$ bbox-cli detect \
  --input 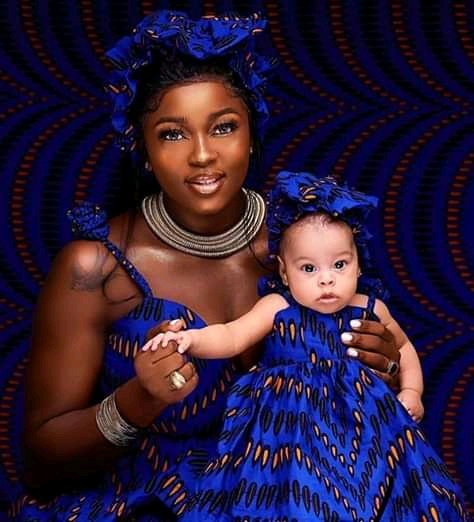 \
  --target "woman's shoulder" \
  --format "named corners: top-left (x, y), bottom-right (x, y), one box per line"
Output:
top-left (45, 206), bottom-right (142, 294)
top-left (49, 225), bottom-right (145, 315)
top-left (49, 239), bottom-right (117, 295)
